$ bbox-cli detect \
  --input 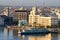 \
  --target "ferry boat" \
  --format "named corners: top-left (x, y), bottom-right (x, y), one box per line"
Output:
top-left (19, 28), bottom-right (50, 35)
